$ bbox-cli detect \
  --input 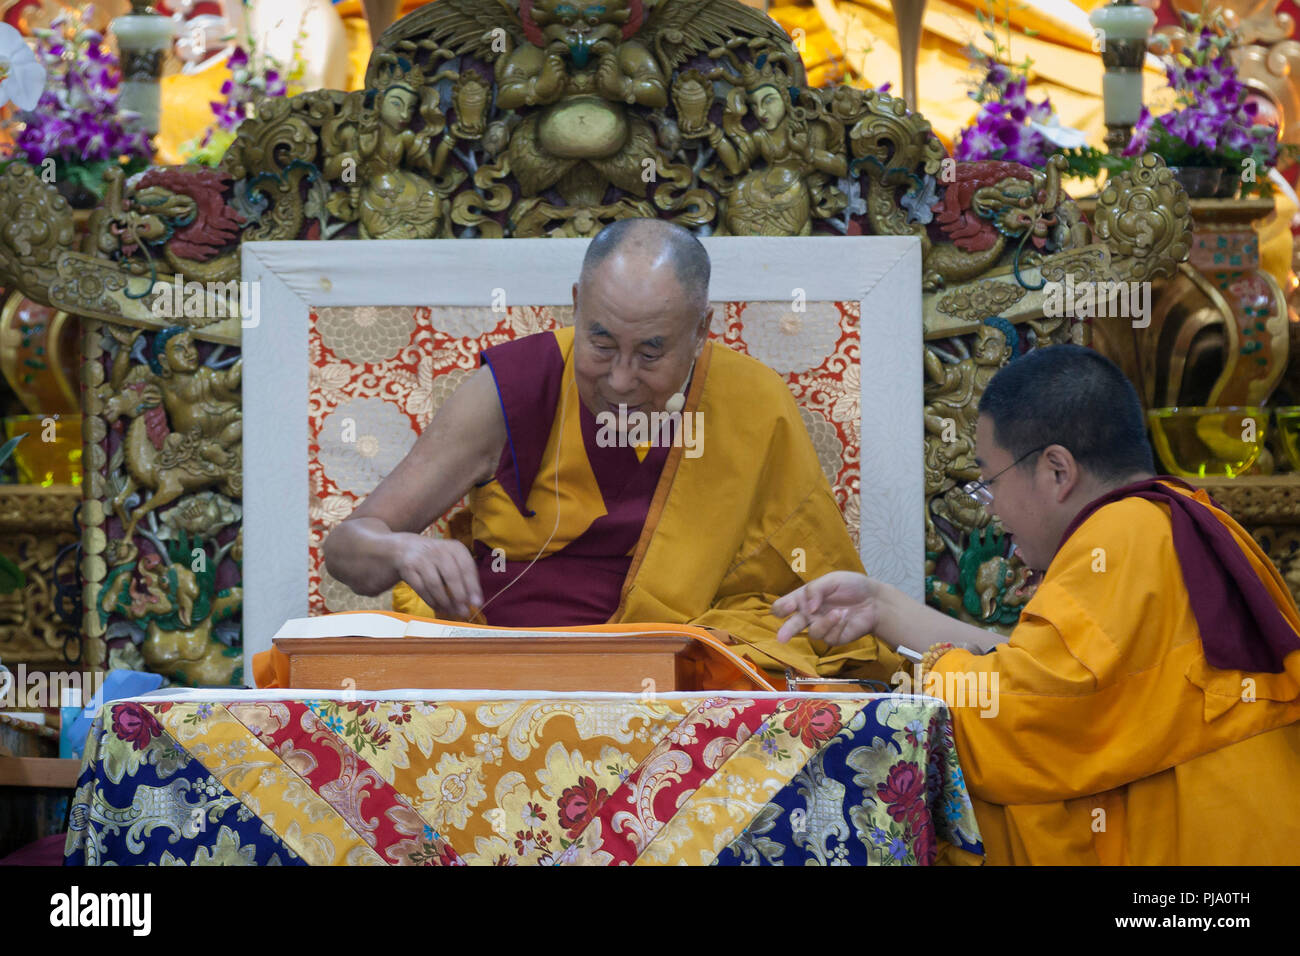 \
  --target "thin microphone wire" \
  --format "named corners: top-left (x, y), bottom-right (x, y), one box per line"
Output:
top-left (467, 373), bottom-right (573, 624)
top-left (464, 345), bottom-right (697, 625)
